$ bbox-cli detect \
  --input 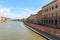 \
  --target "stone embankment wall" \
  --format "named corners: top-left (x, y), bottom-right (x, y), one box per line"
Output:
top-left (25, 22), bottom-right (60, 38)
